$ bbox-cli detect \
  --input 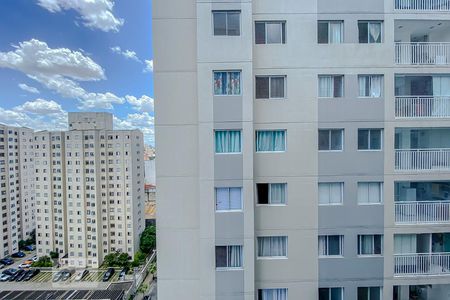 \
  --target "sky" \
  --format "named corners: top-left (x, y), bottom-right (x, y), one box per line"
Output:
top-left (0, 0), bottom-right (154, 145)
